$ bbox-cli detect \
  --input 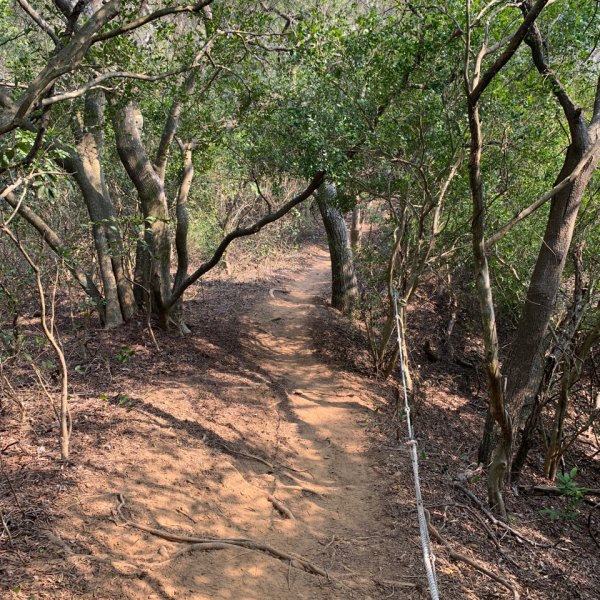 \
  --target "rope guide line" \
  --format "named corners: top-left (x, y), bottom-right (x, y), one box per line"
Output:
top-left (392, 290), bottom-right (440, 600)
